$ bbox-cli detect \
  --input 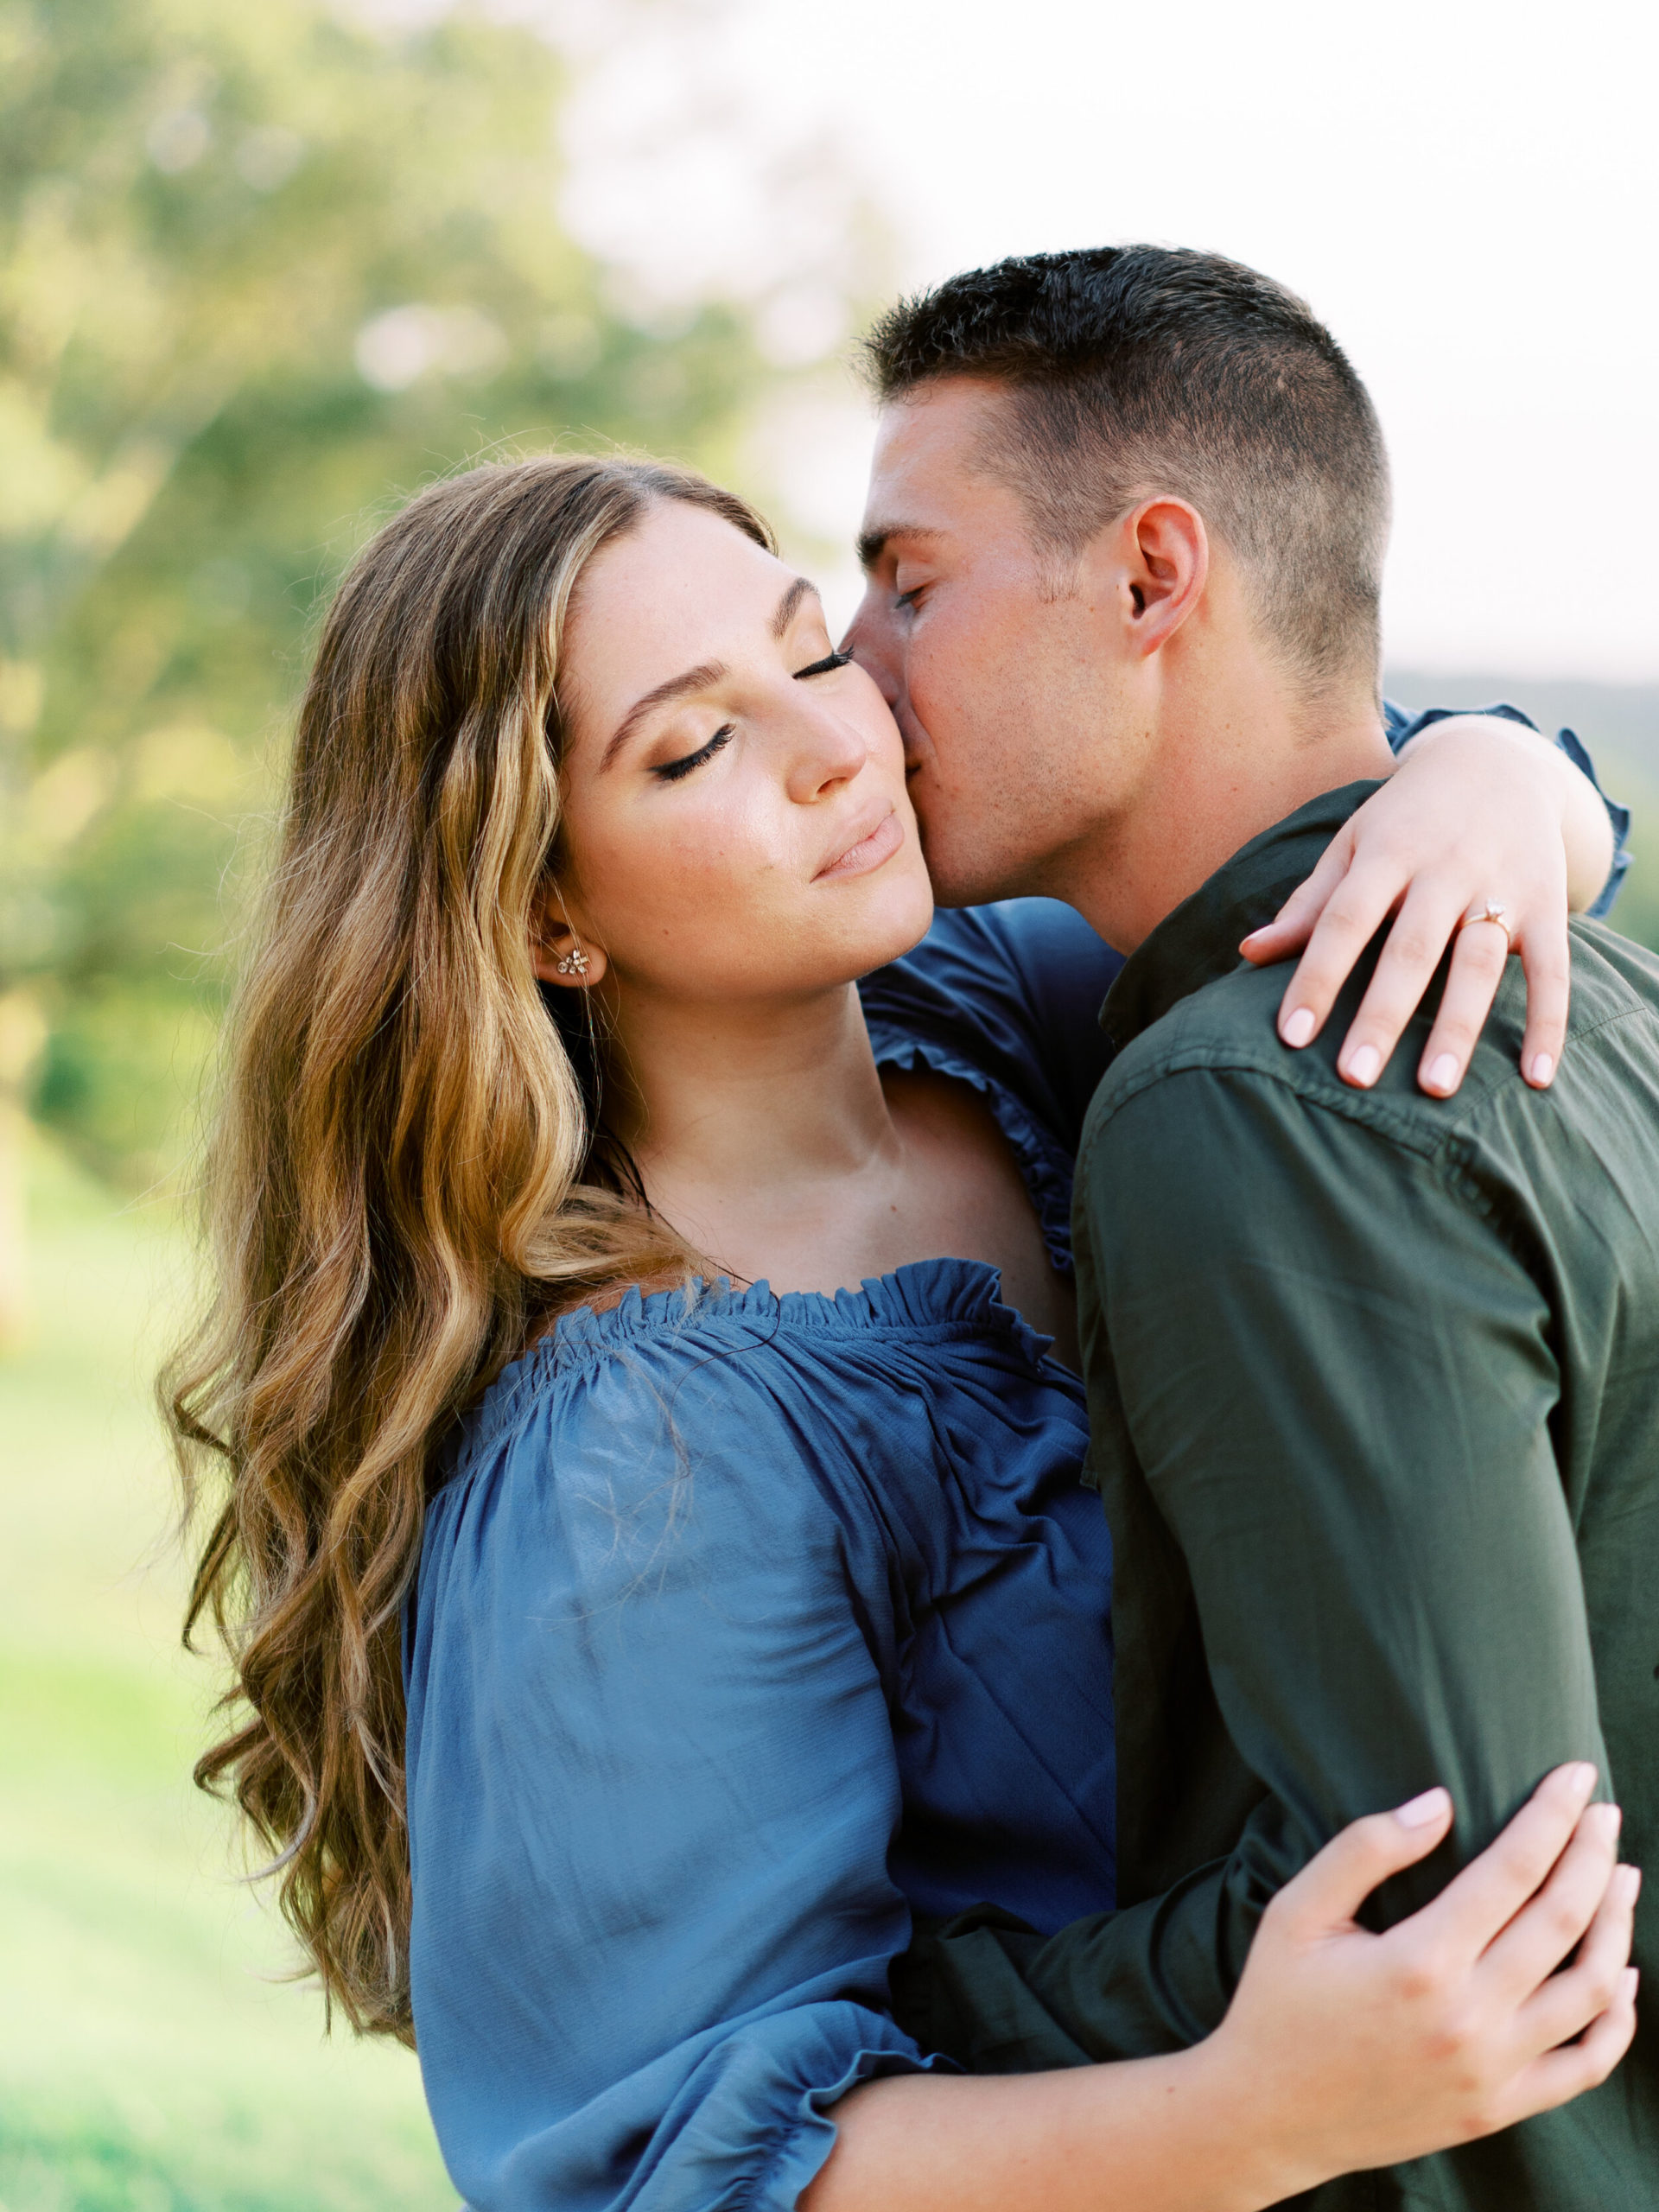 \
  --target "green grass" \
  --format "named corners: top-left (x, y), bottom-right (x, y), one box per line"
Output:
top-left (0, 1143), bottom-right (455, 2211)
